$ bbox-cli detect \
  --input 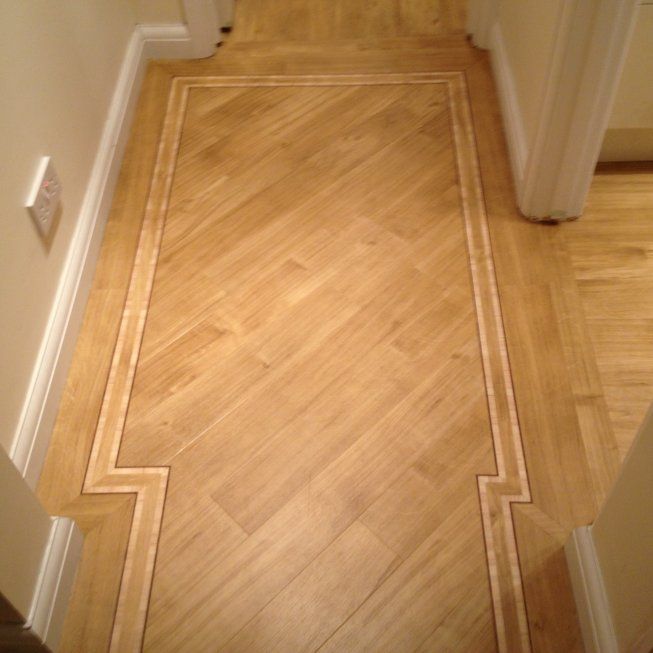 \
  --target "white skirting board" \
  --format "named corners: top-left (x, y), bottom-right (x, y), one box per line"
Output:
top-left (140, 24), bottom-right (196, 60)
top-left (487, 21), bottom-right (527, 195)
top-left (10, 23), bottom-right (195, 490)
top-left (565, 526), bottom-right (618, 653)
top-left (26, 517), bottom-right (84, 651)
